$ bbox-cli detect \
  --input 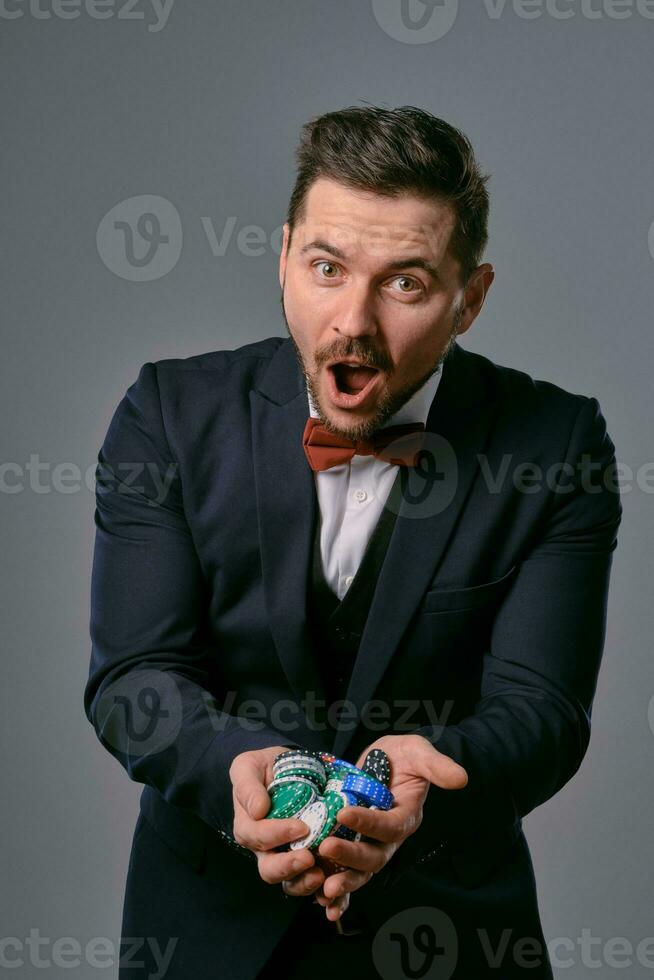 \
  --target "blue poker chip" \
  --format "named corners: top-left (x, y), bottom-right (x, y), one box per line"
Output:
top-left (341, 773), bottom-right (394, 810)
top-left (325, 756), bottom-right (361, 774)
